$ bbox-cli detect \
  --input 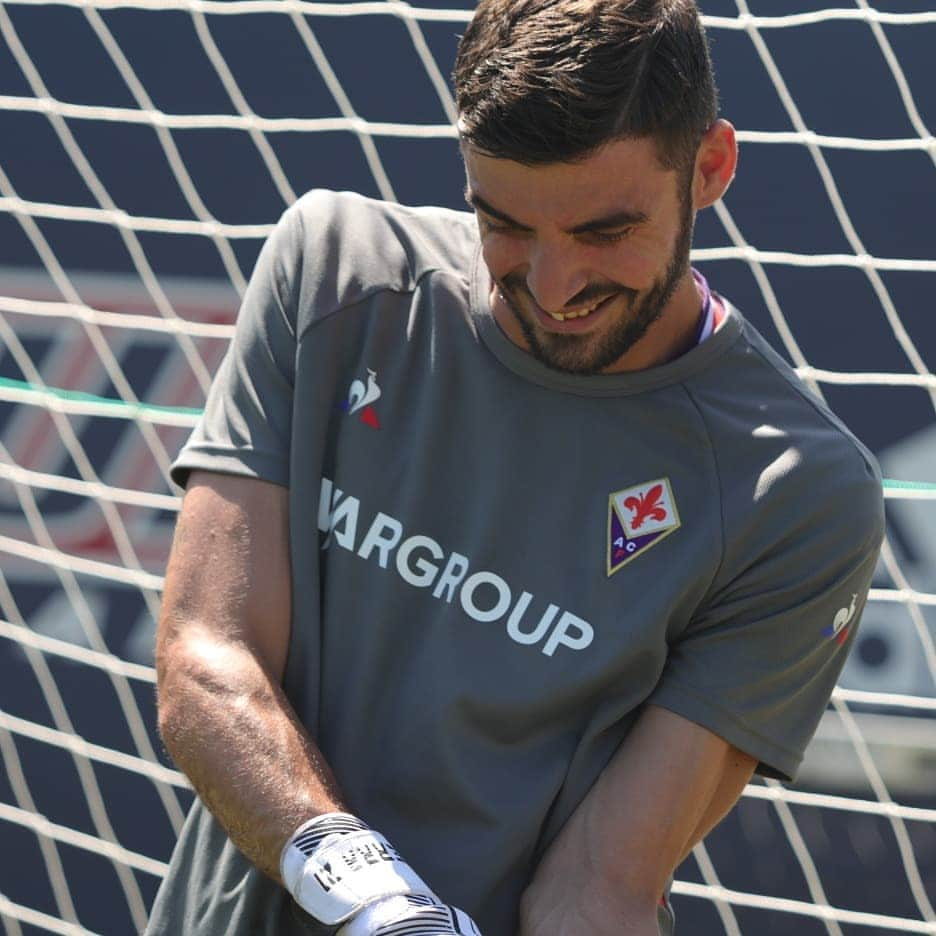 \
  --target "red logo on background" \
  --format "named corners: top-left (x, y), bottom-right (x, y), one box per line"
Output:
top-left (624, 484), bottom-right (668, 530)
